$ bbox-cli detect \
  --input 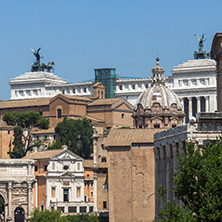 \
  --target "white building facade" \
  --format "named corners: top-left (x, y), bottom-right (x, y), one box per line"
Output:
top-left (46, 149), bottom-right (93, 213)
top-left (9, 59), bottom-right (217, 121)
